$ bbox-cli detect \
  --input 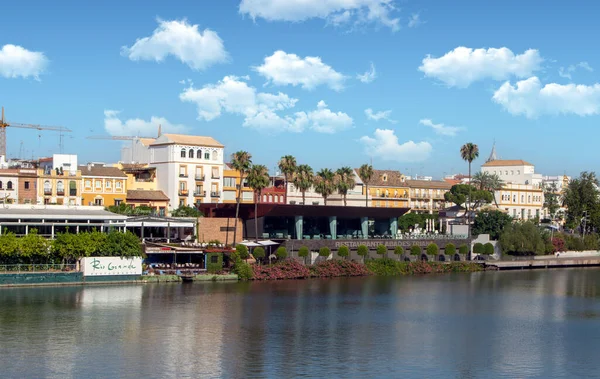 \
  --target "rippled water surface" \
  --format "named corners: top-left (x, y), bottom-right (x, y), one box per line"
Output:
top-left (2, 269), bottom-right (600, 379)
